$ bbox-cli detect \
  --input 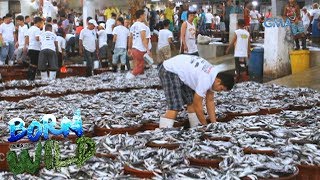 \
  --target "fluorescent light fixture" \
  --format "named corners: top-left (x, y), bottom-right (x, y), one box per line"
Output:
top-left (252, 1), bottom-right (258, 6)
